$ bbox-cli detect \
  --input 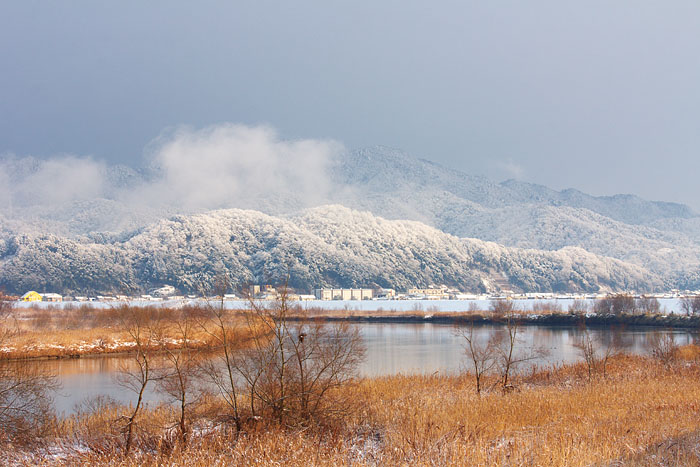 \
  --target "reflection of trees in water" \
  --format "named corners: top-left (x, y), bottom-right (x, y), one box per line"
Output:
top-left (644, 329), bottom-right (697, 349)
top-left (592, 327), bottom-right (629, 350)
top-left (17, 324), bottom-right (700, 384)
top-left (17, 356), bottom-right (136, 378)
